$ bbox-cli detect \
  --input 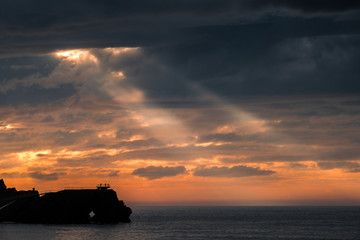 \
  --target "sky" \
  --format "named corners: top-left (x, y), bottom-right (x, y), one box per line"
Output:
top-left (1, 0), bottom-right (360, 205)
